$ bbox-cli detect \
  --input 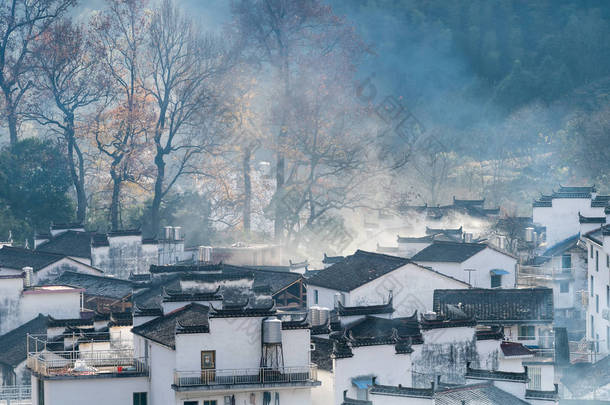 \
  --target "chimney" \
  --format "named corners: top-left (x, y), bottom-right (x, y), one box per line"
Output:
top-left (23, 266), bottom-right (33, 287)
